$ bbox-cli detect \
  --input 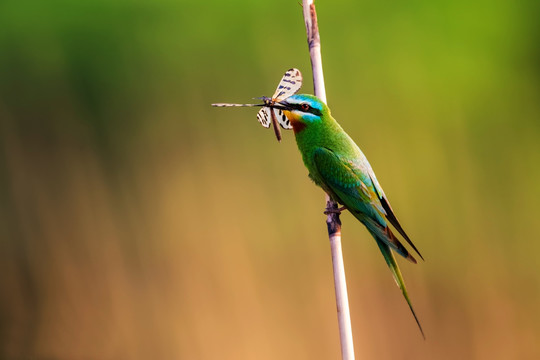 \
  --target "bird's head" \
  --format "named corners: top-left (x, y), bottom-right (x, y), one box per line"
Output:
top-left (275, 94), bottom-right (328, 133)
